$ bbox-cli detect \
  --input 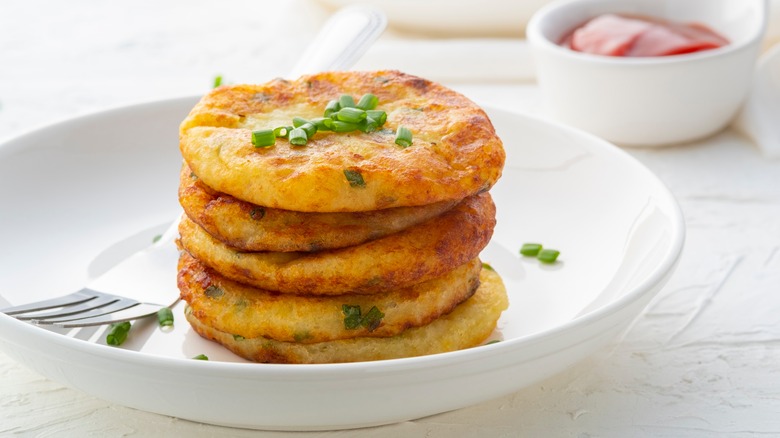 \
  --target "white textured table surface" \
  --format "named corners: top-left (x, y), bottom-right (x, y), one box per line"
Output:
top-left (2, 1), bottom-right (780, 436)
